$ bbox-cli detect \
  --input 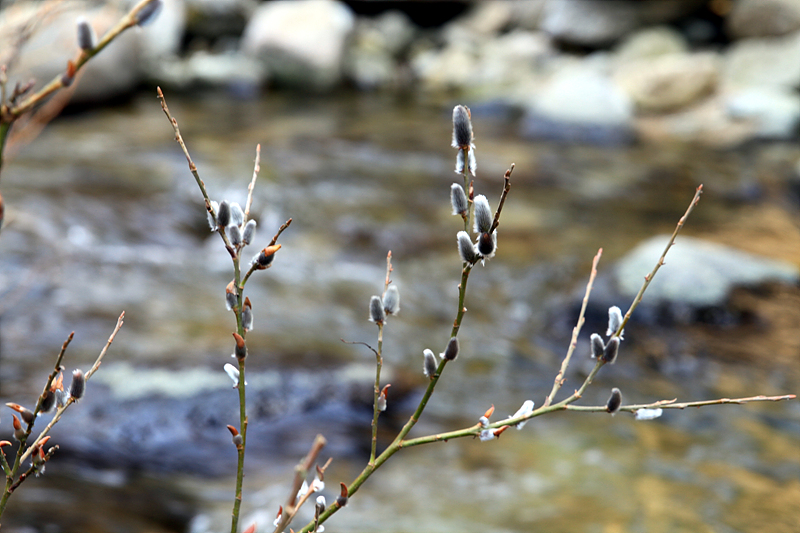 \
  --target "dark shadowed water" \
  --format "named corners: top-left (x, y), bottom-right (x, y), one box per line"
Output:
top-left (0, 92), bottom-right (797, 533)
